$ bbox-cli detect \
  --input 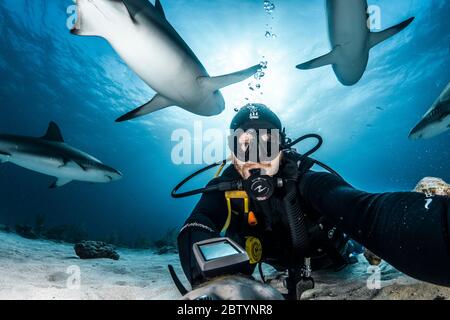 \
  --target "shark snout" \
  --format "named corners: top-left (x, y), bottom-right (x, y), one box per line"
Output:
top-left (70, 0), bottom-right (106, 37)
top-left (70, 0), bottom-right (82, 34)
top-left (408, 121), bottom-right (425, 140)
